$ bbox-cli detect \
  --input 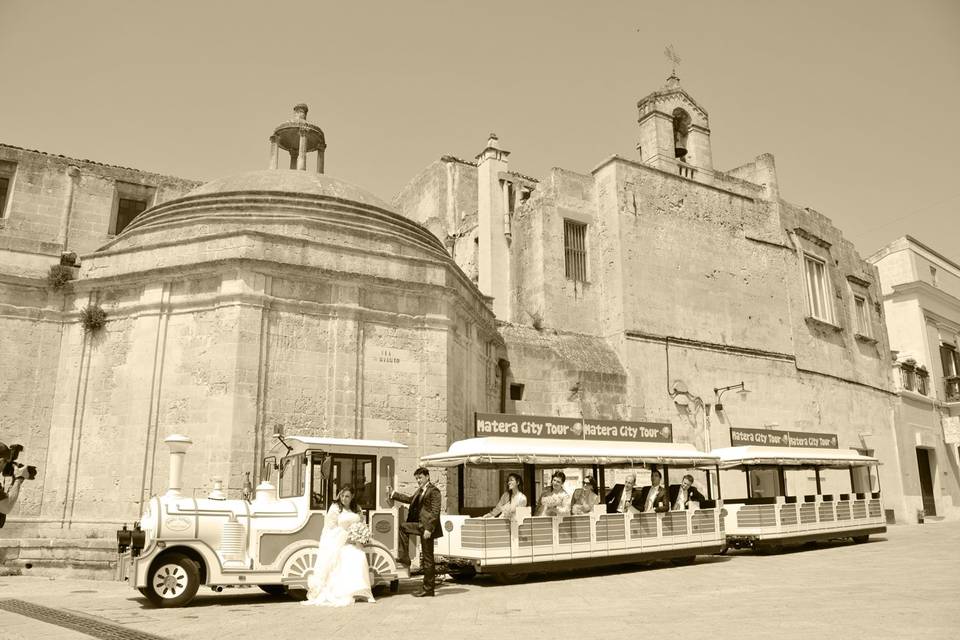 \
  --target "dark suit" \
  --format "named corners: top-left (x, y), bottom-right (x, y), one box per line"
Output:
top-left (392, 483), bottom-right (443, 591)
top-left (668, 484), bottom-right (708, 510)
top-left (604, 484), bottom-right (643, 514)
top-left (637, 485), bottom-right (670, 513)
